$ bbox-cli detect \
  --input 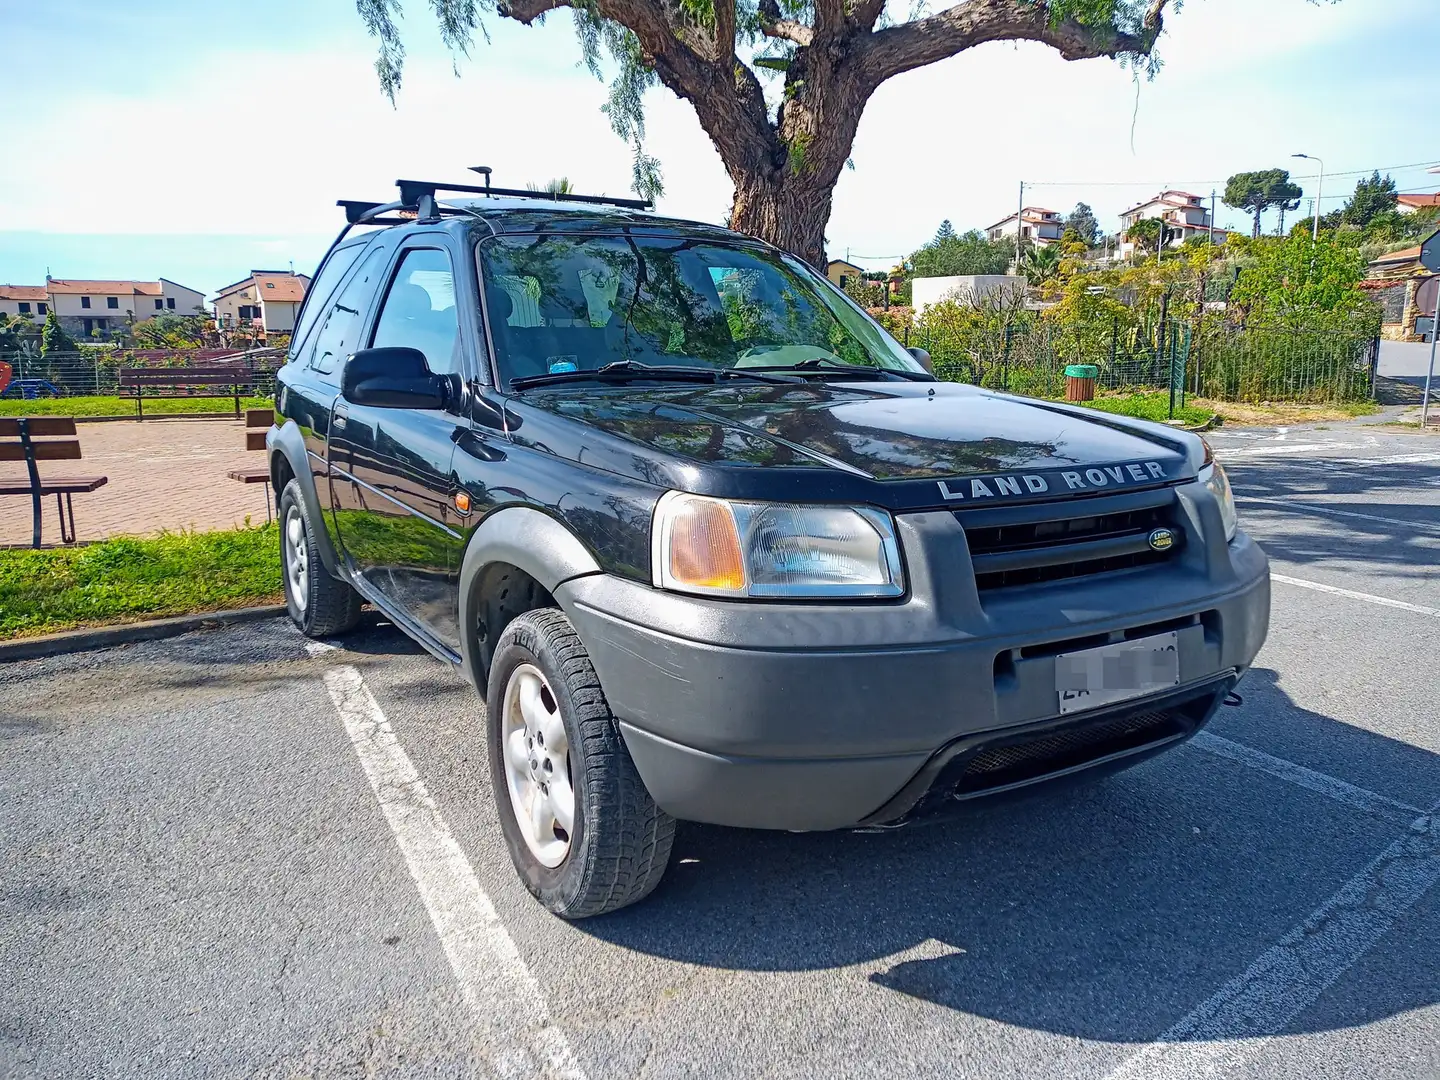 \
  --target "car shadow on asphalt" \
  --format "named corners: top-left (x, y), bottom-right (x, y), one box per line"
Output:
top-left (1228, 458), bottom-right (1440, 581)
top-left (575, 669), bottom-right (1440, 1044)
